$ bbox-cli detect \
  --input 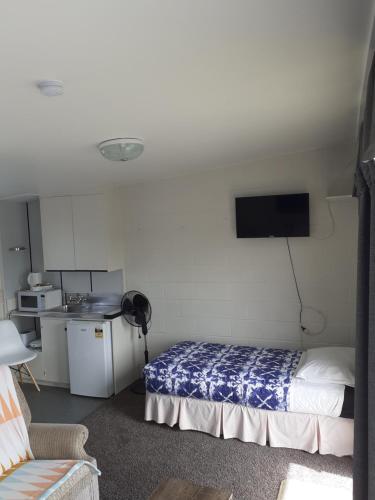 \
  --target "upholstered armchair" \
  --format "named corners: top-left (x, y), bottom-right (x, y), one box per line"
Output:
top-left (13, 374), bottom-right (99, 500)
